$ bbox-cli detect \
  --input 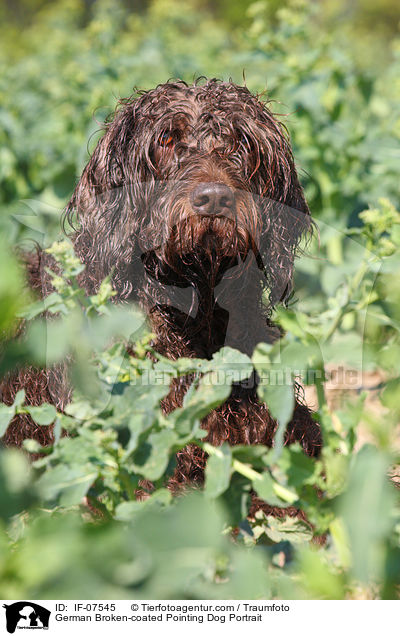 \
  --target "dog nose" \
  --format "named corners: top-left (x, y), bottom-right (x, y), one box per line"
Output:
top-left (190, 183), bottom-right (235, 216)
